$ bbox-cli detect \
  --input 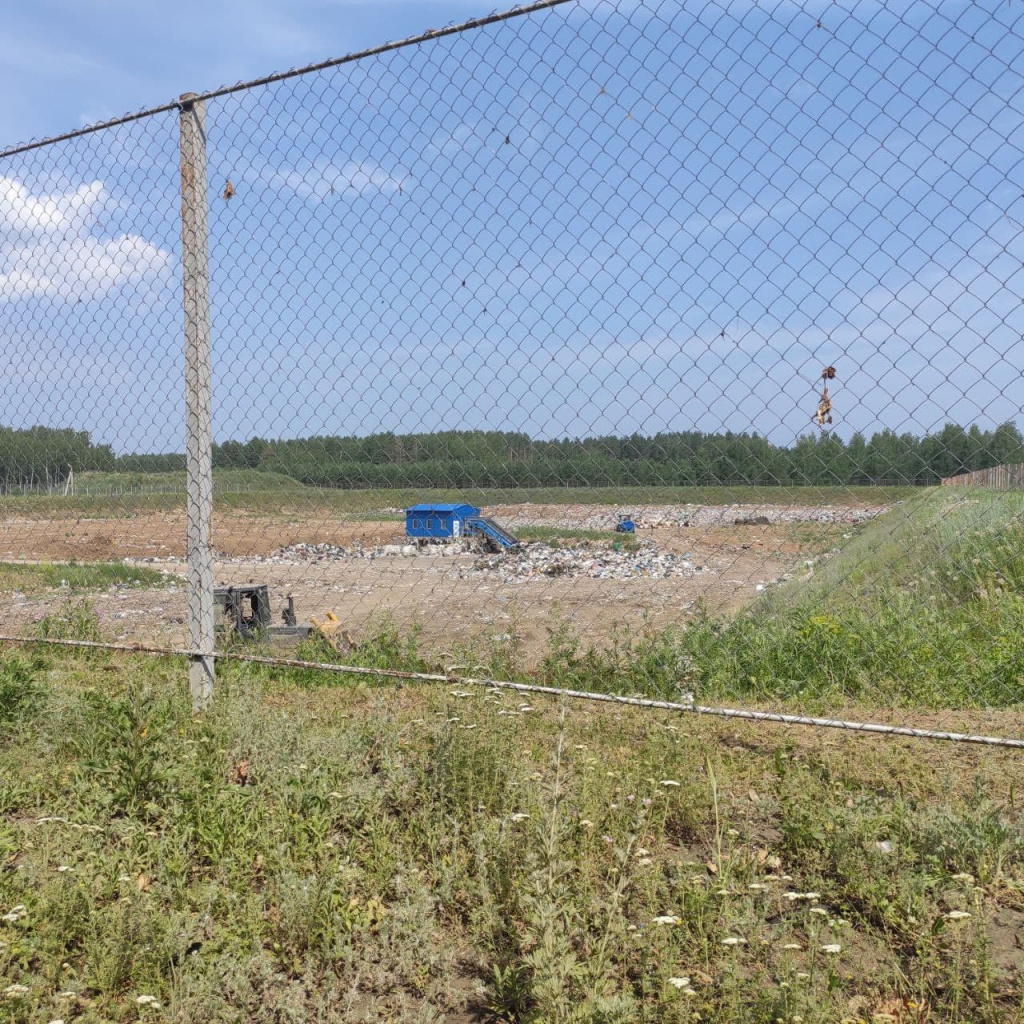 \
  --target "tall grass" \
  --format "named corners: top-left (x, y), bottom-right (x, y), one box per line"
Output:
top-left (0, 647), bottom-right (1020, 1022)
